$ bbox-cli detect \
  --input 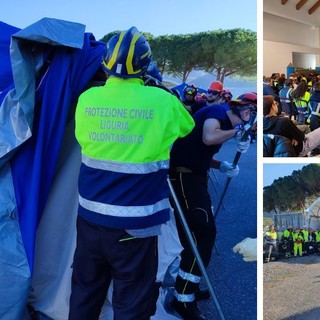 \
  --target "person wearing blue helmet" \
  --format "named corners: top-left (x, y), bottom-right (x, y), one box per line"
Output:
top-left (68, 26), bottom-right (194, 320)
top-left (183, 84), bottom-right (198, 106)
top-left (146, 61), bottom-right (163, 82)
top-left (182, 83), bottom-right (208, 114)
